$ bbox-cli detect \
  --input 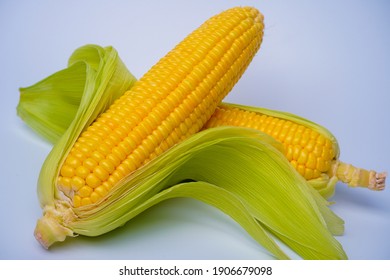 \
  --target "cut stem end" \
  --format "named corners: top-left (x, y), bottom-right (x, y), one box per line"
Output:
top-left (330, 161), bottom-right (386, 191)
top-left (34, 204), bottom-right (75, 249)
